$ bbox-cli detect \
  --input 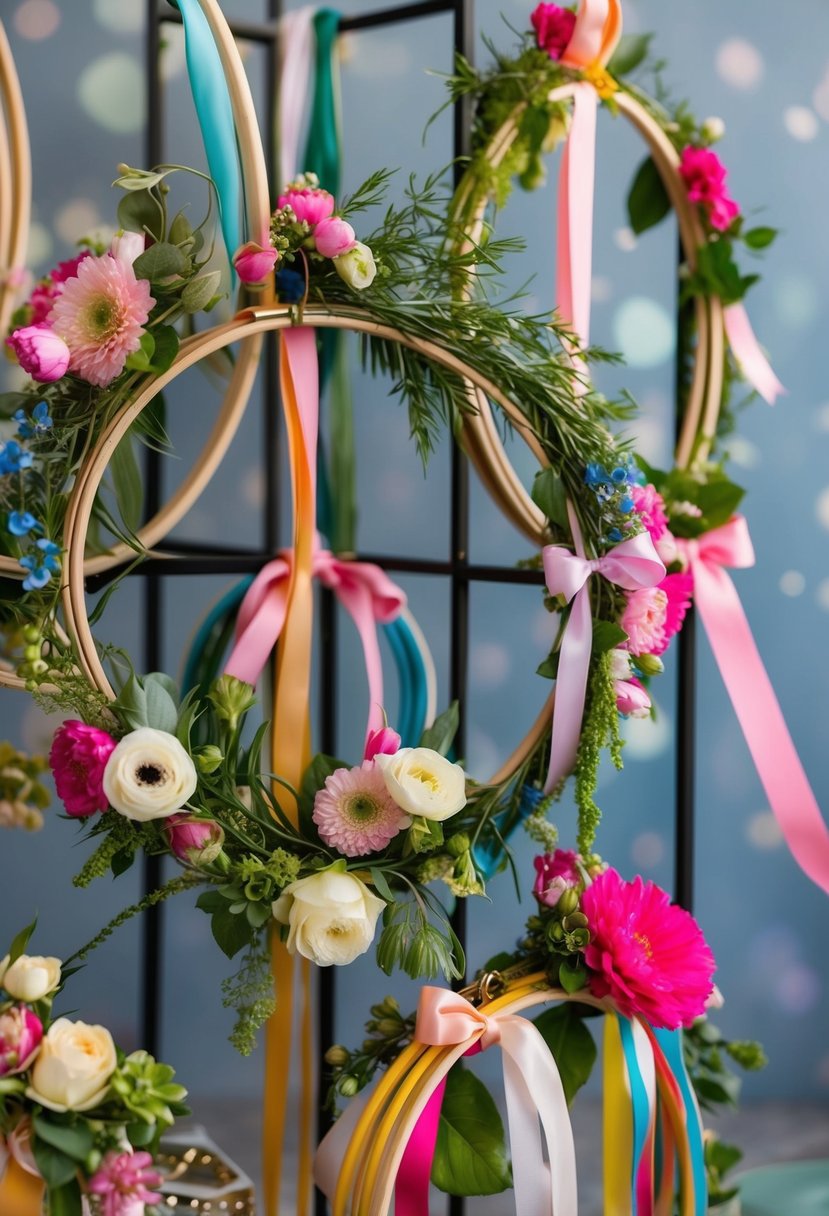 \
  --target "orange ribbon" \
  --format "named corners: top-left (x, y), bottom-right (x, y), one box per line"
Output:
top-left (0, 1158), bottom-right (44, 1216)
